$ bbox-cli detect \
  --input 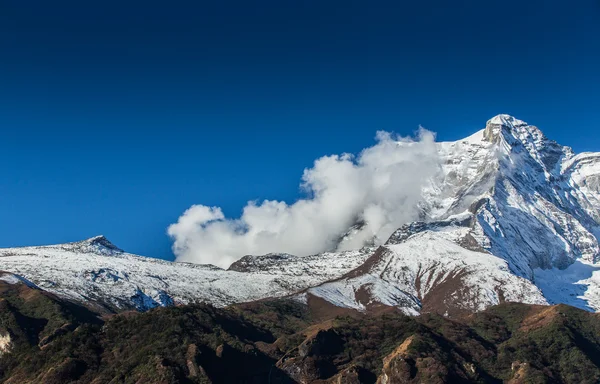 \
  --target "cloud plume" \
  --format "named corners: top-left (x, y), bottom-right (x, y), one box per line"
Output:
top-left (168, 129), bottom-right (441, 268)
